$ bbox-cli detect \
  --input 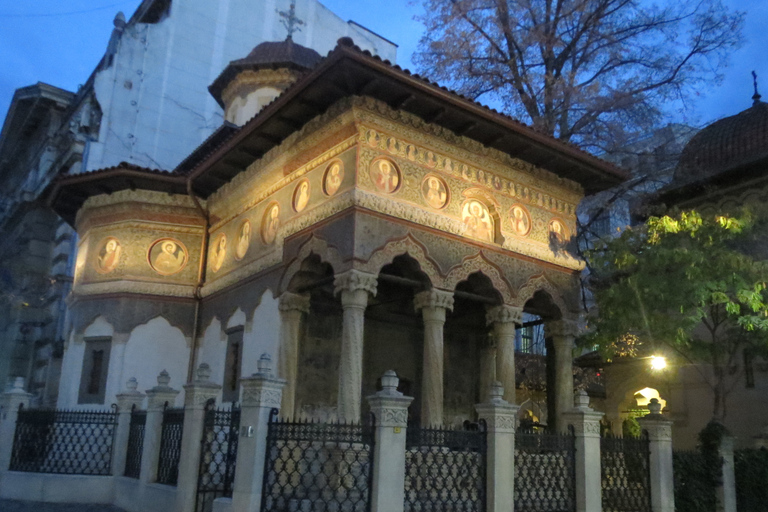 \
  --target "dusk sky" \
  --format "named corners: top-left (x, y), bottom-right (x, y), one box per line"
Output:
top-left (1, 0), bottom-right (766, 141)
